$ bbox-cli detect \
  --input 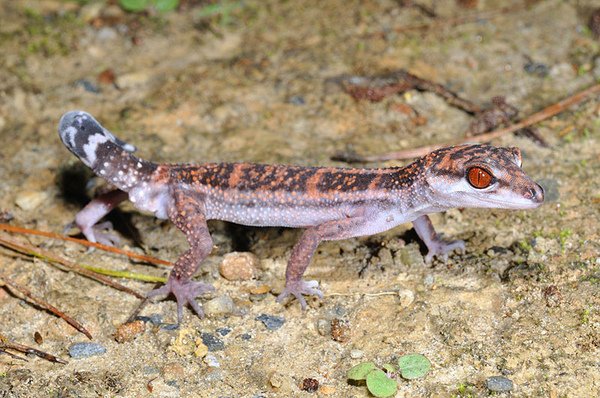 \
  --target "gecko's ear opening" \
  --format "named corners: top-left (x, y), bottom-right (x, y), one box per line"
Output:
top-left (508, 147), bottom-right (522, 167)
